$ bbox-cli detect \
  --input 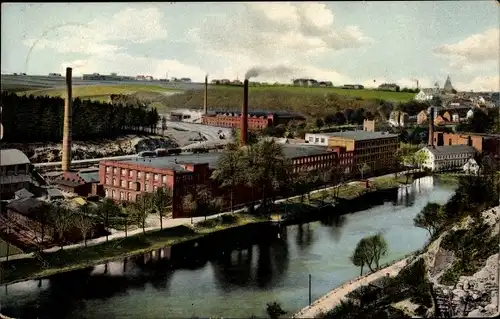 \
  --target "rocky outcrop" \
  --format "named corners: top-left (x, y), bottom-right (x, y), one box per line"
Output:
top-left (425, 206), bottom-right (500, 317)
top-left (6, 135), bottom-right (179, 163)
top-left (434, 254), bottom-right (498, 317)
